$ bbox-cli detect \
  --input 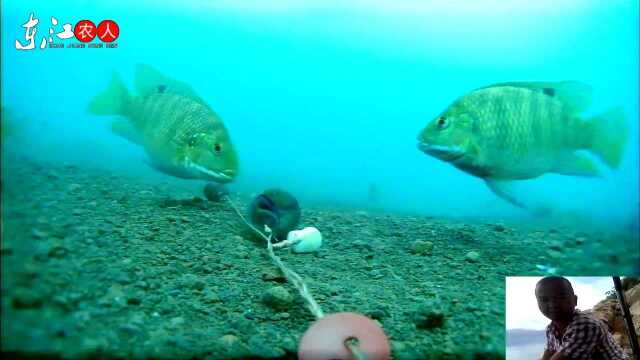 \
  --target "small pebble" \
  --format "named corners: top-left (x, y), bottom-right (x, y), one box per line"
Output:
top-left (547, 250), bottom-right (564, 259)
top-left (47, 171), bottom-right (60, 179)
top-left (181, 274), bottom-right (205, 291)
top-left (169, 316), bottom-right (185, 327)
top-left (111, 271), bottom-right (133, 285)
top-left (549, 241), bottom-right (564, 252)
top-left (219, 334), bottom-right (239, 347)
top-left (262, 286), bottom-right (293, 310)
top-left (391, 340), bottom-right (407, 354)
top-left (32, 229), bottom-right (49, 239)
top-left (203, 290), bottom-right (221, 303)
top-left (48, 245), bottom-right (69, 259)
top-left (465, 251), bottom-right (480, 263)
top-left (261, 268), bottom-right (286, 283)
top-left (410, 240), bottom-right (434, 255)
top-left (119, 323), bottom-right (141, 335)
